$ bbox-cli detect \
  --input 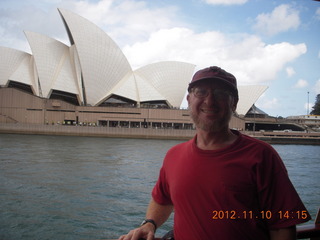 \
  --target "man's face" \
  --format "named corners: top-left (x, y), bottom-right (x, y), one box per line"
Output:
top-left (187, 81), bottom-right (237, 133)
